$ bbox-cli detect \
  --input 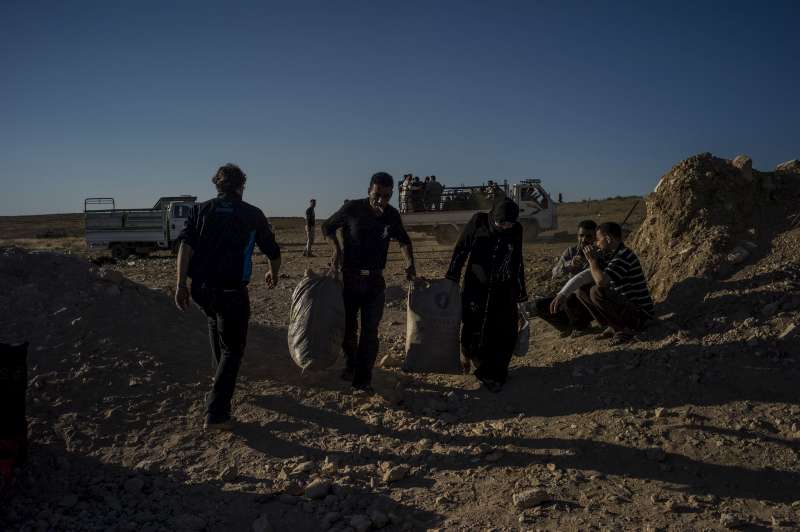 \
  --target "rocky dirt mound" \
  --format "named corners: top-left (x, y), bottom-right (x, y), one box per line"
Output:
top-left (631, 153), bottom-right (800, 303)
top-left (0, 247), bottom-right (211, 383)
